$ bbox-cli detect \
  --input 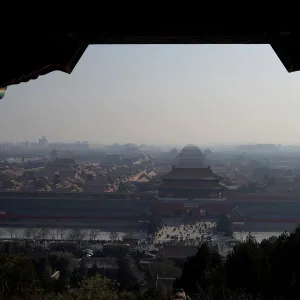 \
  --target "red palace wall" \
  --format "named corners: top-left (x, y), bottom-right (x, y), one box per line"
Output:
top-left (152, 202), bottom-right (230, 216)
top-left (233, 217), bottom-right (300, 224)
top-left (0, 214), bottom-right (134, 221)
